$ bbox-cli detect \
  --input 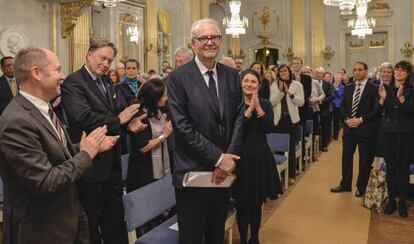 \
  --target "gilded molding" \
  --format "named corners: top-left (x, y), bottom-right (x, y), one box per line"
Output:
top-left (292, 0), bottom-right (305, 60)
top-left (60, 0), bottom-right (95, 39)
top-left (119, 13), bottom-right (138, 24)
